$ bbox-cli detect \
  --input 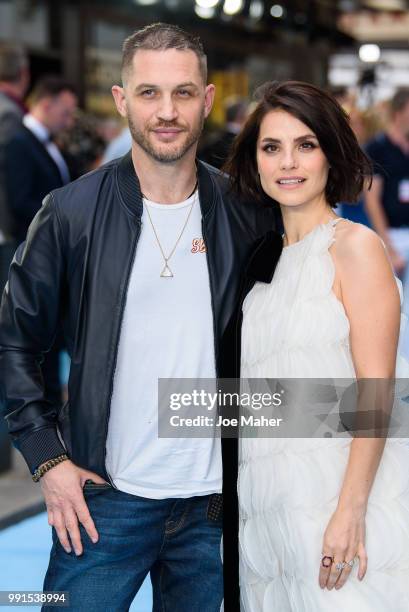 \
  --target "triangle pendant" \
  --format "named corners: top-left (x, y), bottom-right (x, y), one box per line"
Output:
top-left (160, 263), bottom-right (174, 278)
